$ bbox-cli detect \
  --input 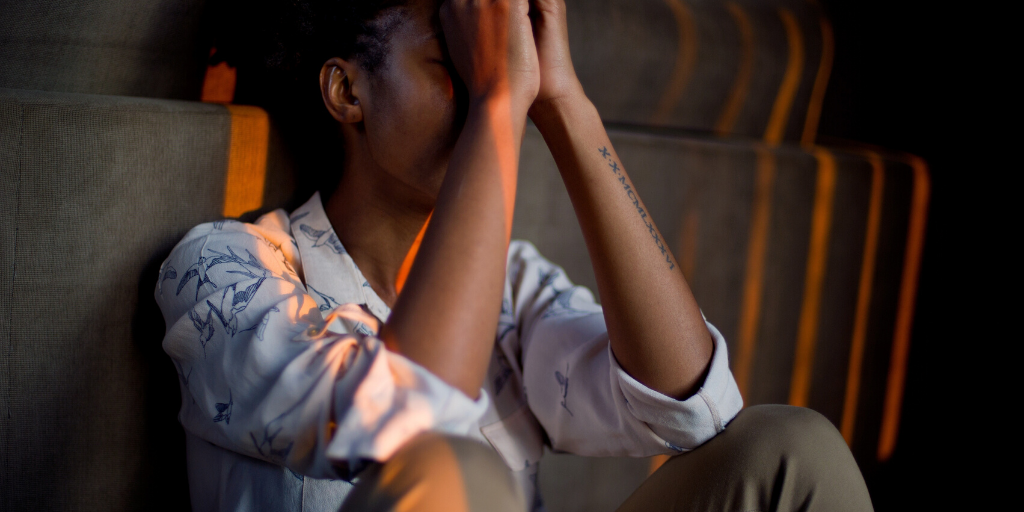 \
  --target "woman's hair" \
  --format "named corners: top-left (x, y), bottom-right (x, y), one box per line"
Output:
top-left (208, 0), bottom-right (410, 203)
top-left (212, 0), bottom-right (408, 82)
